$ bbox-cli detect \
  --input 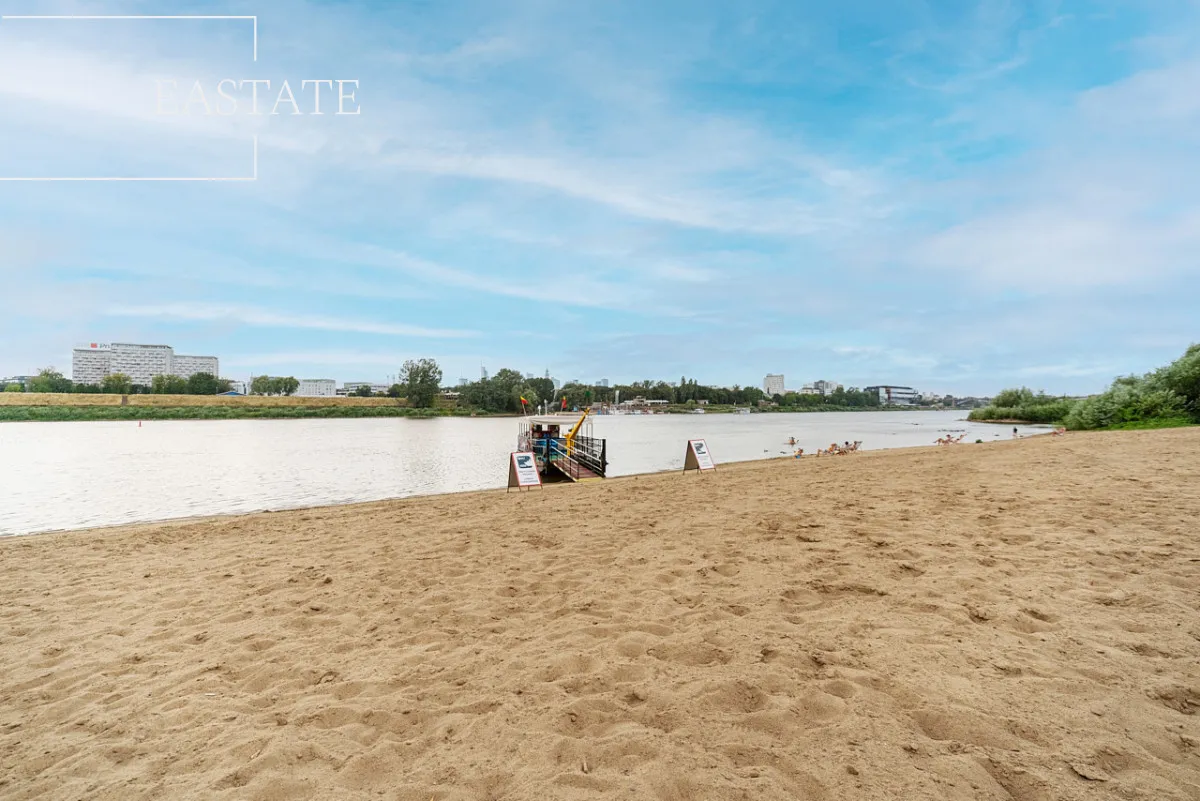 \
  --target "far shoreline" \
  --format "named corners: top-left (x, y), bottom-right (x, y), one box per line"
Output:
top-left (0, 401), bottom-right (968, 423)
